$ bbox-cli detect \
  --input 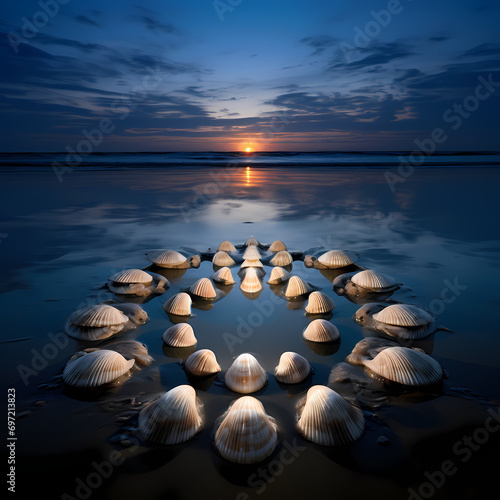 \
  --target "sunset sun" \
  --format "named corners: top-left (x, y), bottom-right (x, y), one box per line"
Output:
top-left (245, 147), bottom-right (252, 153)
